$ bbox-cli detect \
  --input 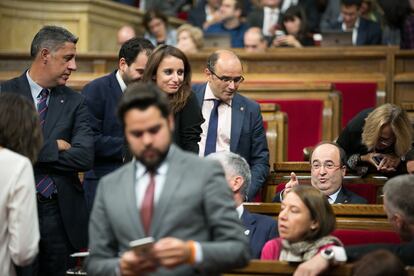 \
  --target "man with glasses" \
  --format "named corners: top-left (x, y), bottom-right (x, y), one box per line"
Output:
top-left (273, 142), bottom-right (367, 204)
top-left (193, 50), bottom-right (269, 201)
